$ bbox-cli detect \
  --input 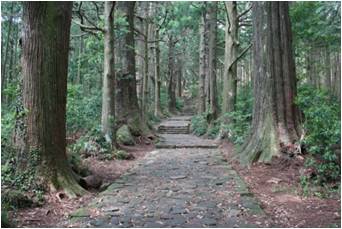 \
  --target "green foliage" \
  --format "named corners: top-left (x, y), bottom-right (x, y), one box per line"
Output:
top-left (147, 111), bottom-right (161, 125)
top-left (68, 126), bottom-right (110, 157)
top-left (66, 84), bottom-right (101, 132)
top-left (1, 190), bottom-right (33, 209)
top-left (296, 85), bottom-right (341, 184)
top-left (1, 209), bottom-right (13, 227)
top-left (113, 150), bottom-right (131, 160)
top-left (219, 86), bottom-right (253, 144)
top-left (191, 113), bottom-right (208, 136)
top-left (290, 2), bottom-right (340, 48)
top-left (175, 97), bottom-right (184, 111)
top-left (207, 120), bottom-right (220, 139)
